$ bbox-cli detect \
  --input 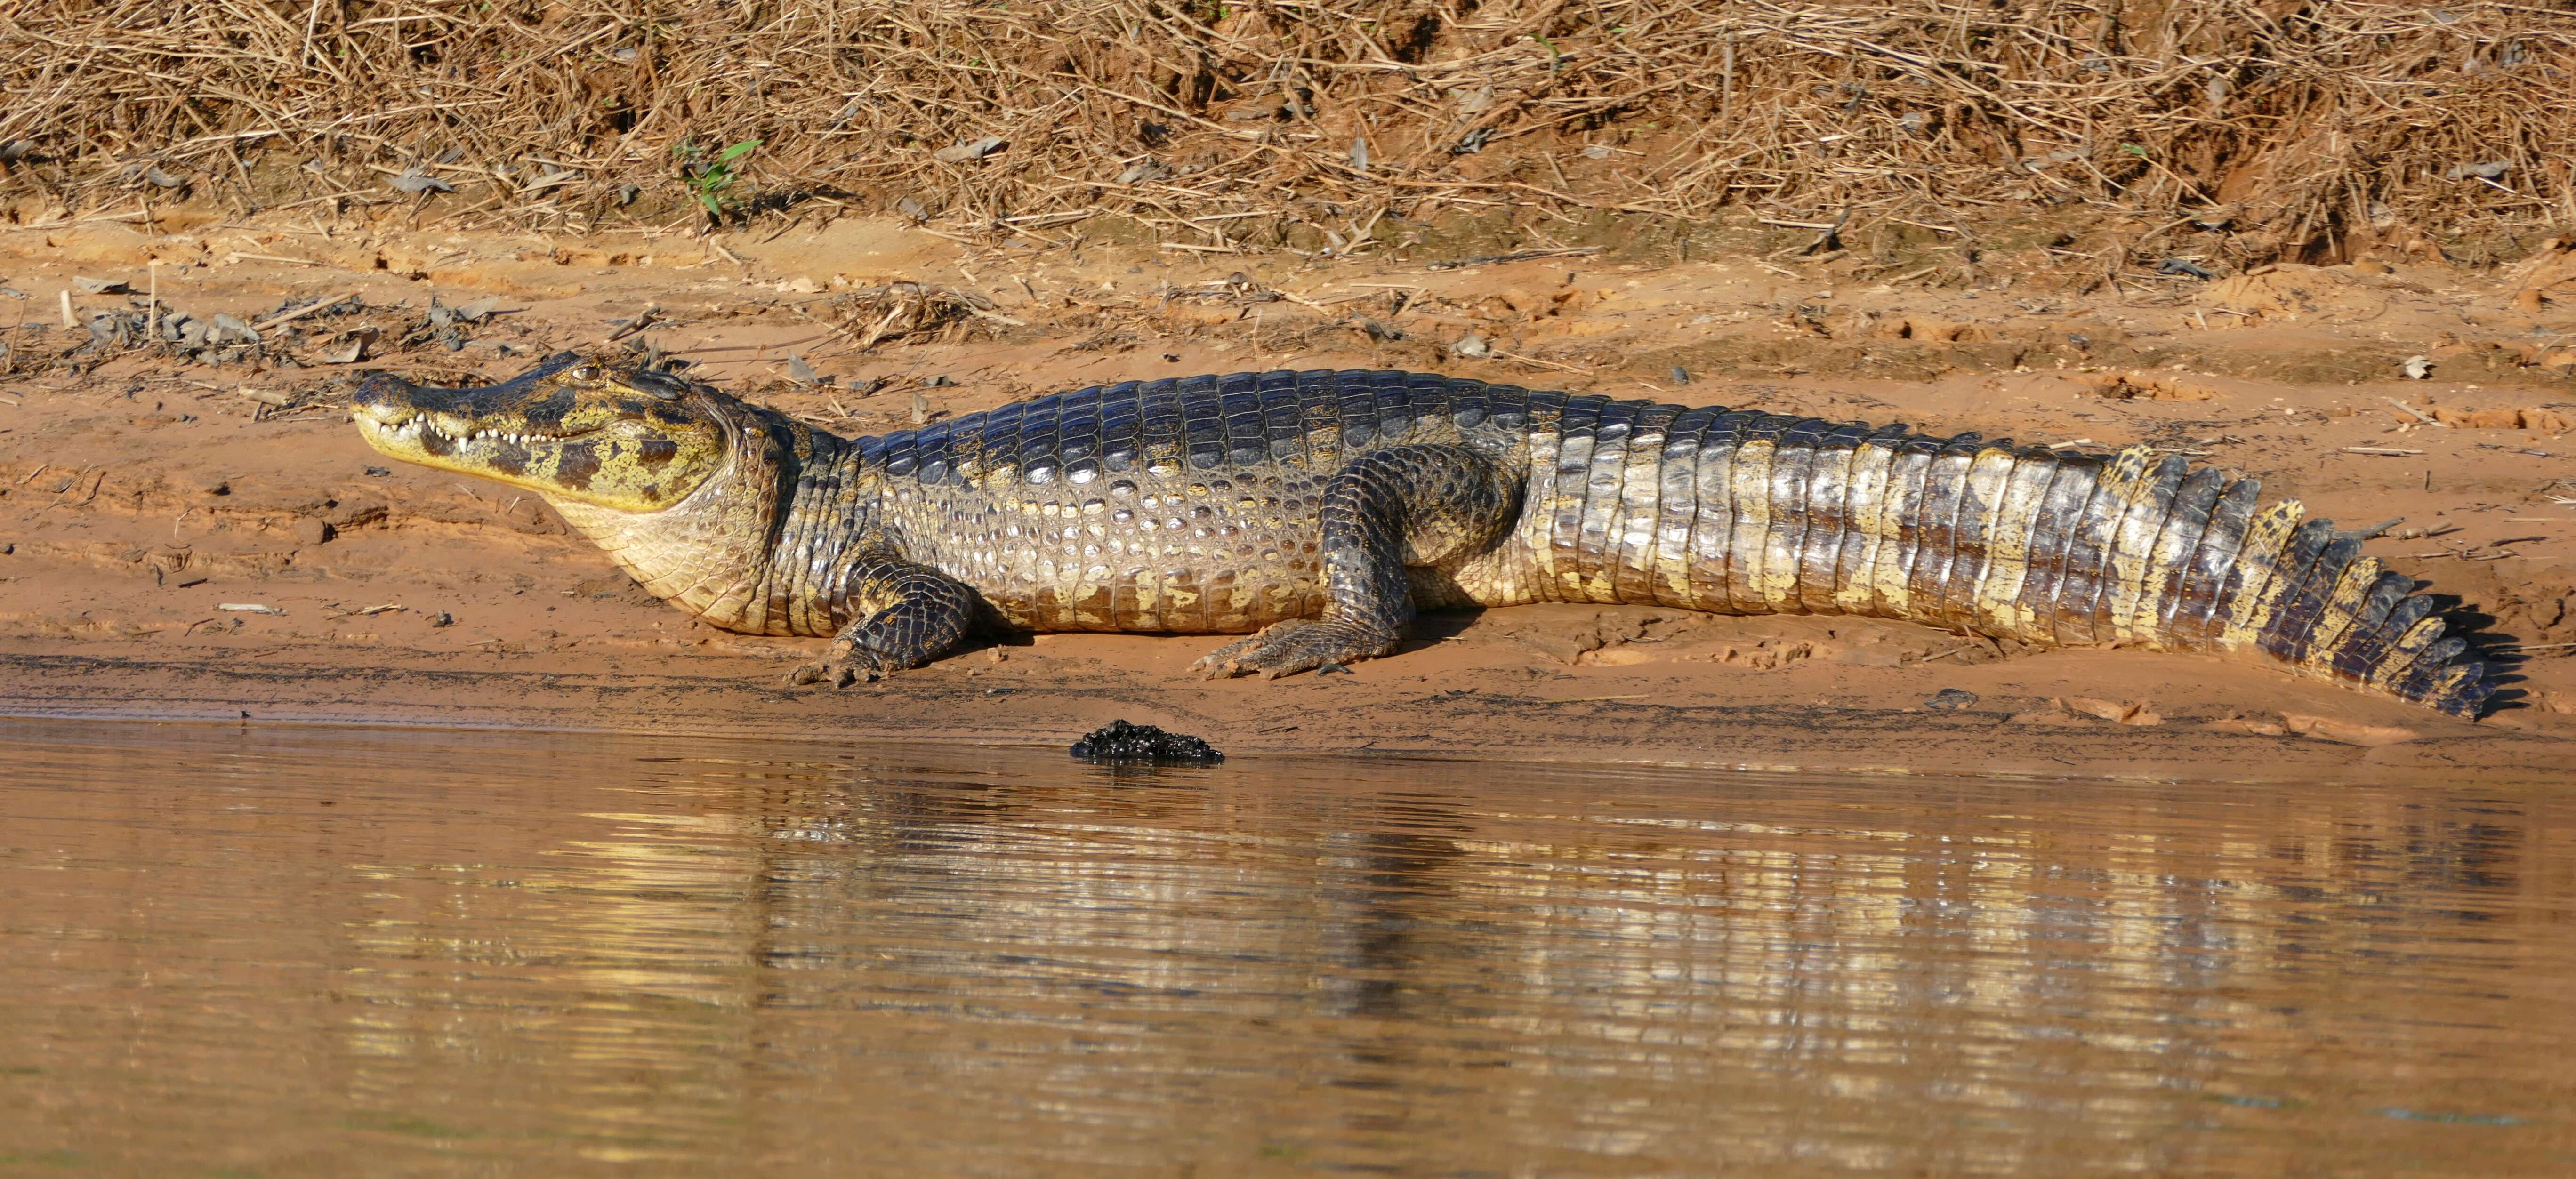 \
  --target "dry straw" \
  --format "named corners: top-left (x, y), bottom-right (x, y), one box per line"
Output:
top-left (1, 1), bottom-right (2568, 258)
